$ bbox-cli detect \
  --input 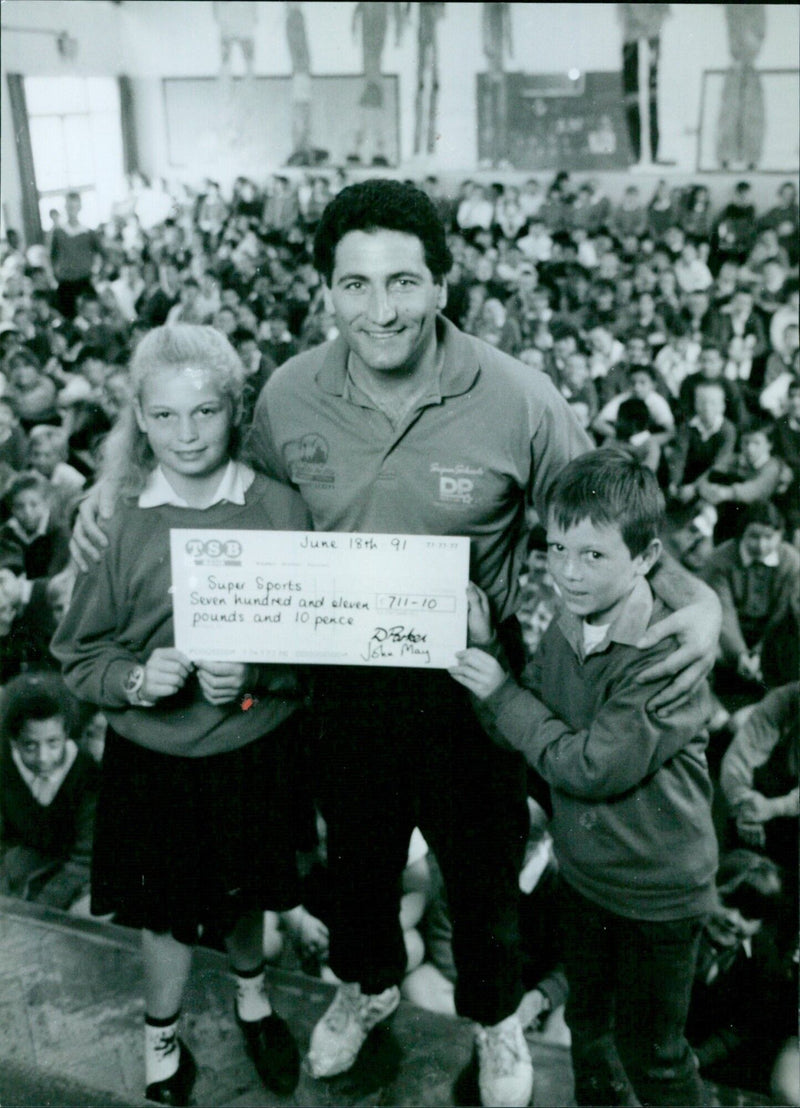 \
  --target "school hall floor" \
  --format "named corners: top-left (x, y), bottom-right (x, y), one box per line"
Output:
top-left (0, 895), bottom-right (767, 1108)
